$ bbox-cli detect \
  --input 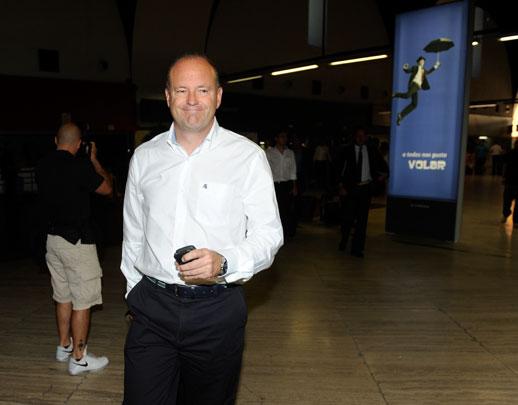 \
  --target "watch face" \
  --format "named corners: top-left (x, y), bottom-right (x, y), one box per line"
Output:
top-left (221, 257), bottom-right (228, 275)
